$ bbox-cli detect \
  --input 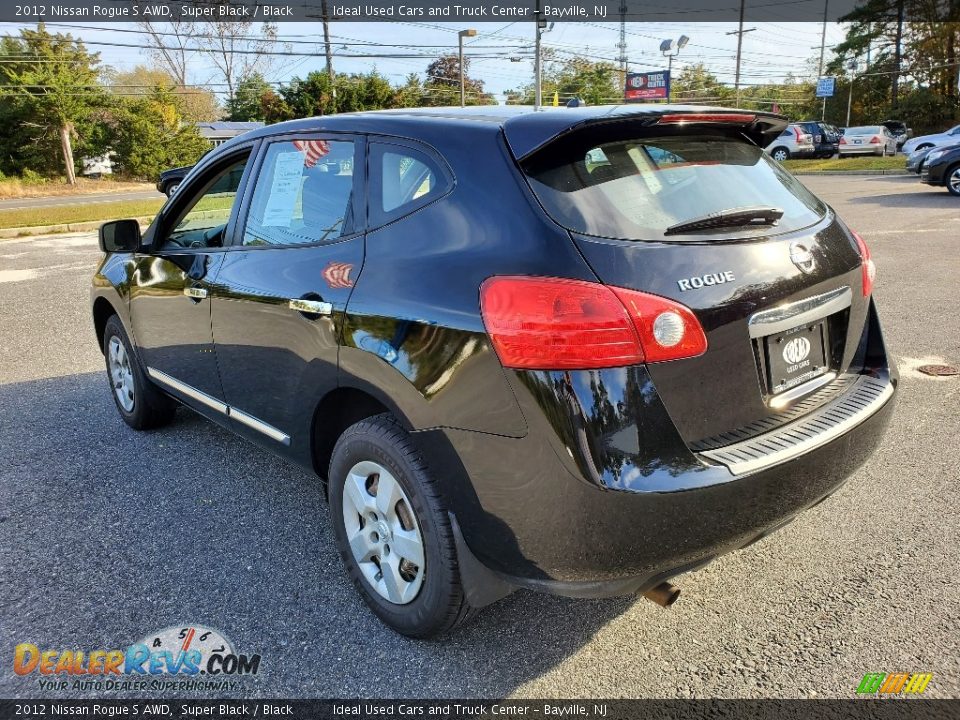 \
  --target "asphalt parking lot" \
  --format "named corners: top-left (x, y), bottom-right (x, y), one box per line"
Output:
top-left (1, 175), bottom-right (958, 700)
